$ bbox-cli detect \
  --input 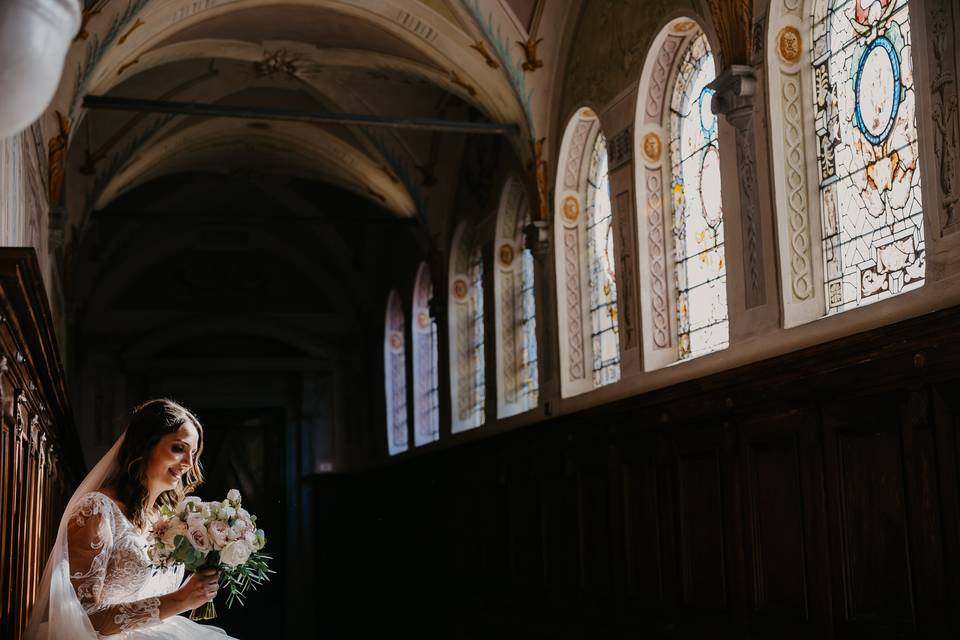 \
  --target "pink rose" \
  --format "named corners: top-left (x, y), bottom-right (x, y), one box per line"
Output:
top-left (188, 525), bottom-right (211, 553)
top-left (208, 520), bottom-right (230, 549)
